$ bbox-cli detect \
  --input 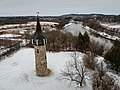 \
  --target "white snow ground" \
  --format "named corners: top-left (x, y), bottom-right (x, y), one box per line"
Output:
top-left (101, 23), bottom-right (120, 29)
top-left (0, 48), bottom-right (90, 90)
top-left (64, 22), bottom-right (87, 36)
top-left (0, 22), bottom-right (58, 30)
top-left (0, 34), bottom-right (21, 38)
top-left (28, 21), bottom-right (59, 26)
